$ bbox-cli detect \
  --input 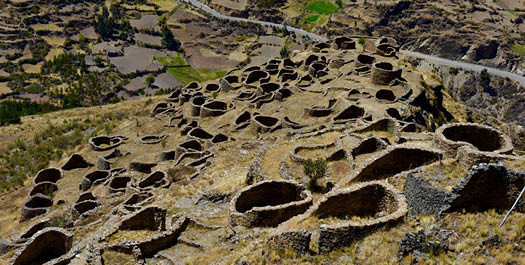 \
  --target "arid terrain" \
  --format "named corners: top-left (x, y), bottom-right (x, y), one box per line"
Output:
top-left (0, 0), bottom-right (524, 265)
